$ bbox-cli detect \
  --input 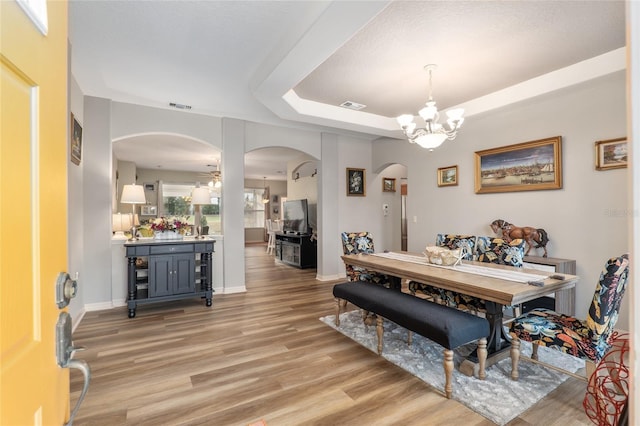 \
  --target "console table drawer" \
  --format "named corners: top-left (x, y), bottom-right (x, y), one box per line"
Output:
top-left (149, 244), bottom-right (194, 255)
